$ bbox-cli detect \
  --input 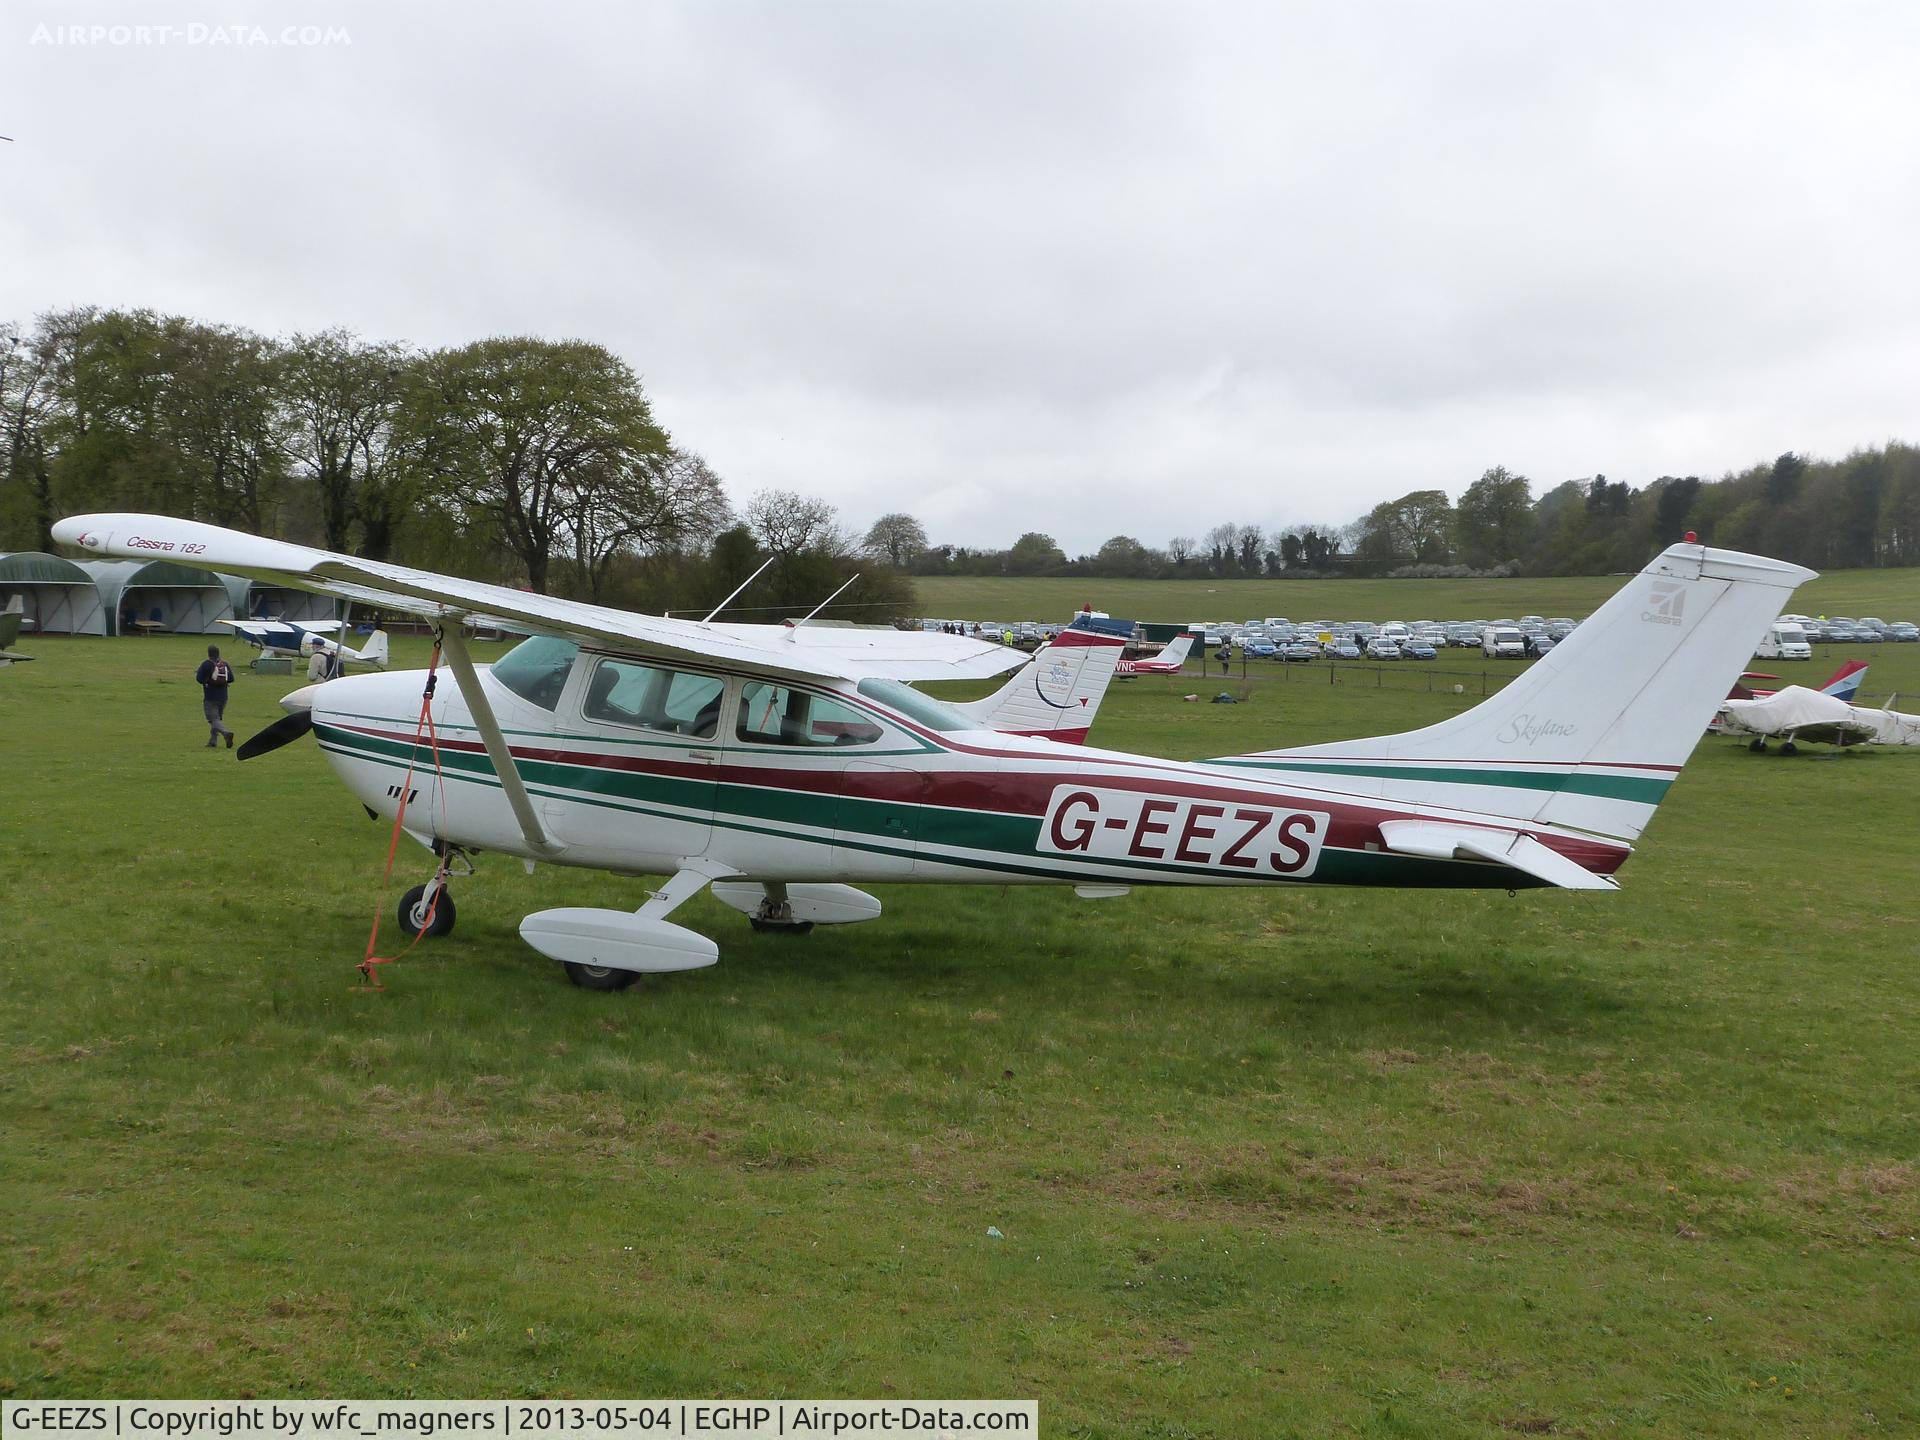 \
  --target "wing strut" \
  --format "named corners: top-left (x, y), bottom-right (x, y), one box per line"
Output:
top-left (437, 621), bottom-right (564, 858)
